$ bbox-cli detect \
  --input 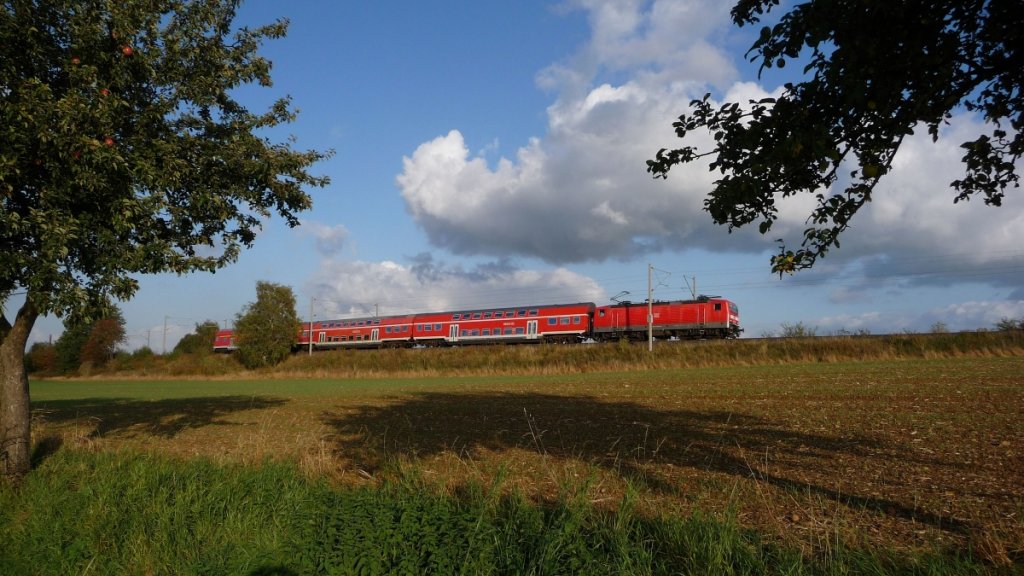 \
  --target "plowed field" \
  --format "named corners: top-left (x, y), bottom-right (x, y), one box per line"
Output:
top-left (31, 356), bottom-right (1023, 561)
